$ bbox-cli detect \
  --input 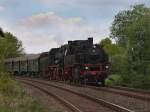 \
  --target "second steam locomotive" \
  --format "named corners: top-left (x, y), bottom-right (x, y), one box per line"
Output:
top-left (5, 38), bottom-right (109, 86)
